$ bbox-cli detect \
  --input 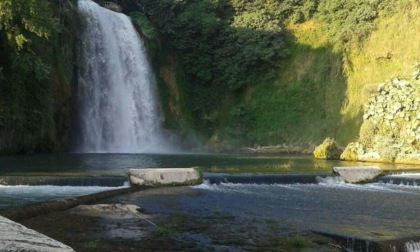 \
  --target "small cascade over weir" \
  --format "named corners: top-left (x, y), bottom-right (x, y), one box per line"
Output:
top-left (76, 0), bottom-right (171, 153)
